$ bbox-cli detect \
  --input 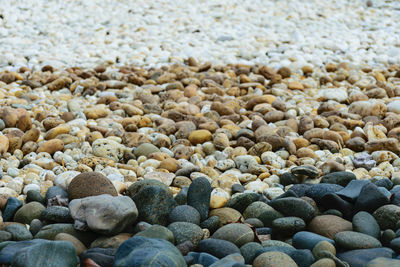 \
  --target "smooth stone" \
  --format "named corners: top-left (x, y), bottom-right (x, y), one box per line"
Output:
top-left (176, 240), bottom-right (194, 256)
top-left (45, 186), bottom-right (68, 204)
top-left (200, 216), bottom-right (220, 234)
top-left (26, 190), bottom-right (44, 204)
top-left (280, 172), bottom-right (300, 186)
top-left (274, 190), bottom-right (299, 200)
top-left (244, 218), bottom-right (264, 228)
top-left (323, 209), bottom-right (343, 217)
top-left (352, 211), bottom-right (381, 240)
top-left (373, 204), bottom-right (400, 230)
top-left (312, 241), bottom-right (336, 259)
top-left (292, 231), bottom-right (335, 250)
top-left (67, 172), bottom-right (118, 200)
top-left (70, 195), bottom-right (138, 235)
top-left (168, 222), bottom-right (204, 246)
top-left (240, 242), bottom-right (263, 264)
top-left (196, 238), bottom-right (241, 259)
top-left (55, 233), bottom-right (87, 255)
top-left (374, 178), bottom-right (393, 190)
top-left (13, 202), bottom-right (45, 224)
top-left (311, 258), bottom-right (336, 267)
top-left (114, 236), bottom-right (186, 267)
top-left (367, 257), bottom-right (400, 267)
top-left (256, 227), bottom-right (272, 235)
top-left (253, 251), bottom-right (298, 267)
top-left (134, 143), bottom-right (160, 157)
top-left (308, 215), bottom-right (352, 239)
top-left (209, 207), bottom-right (243, 226)
top-left (5, 224), bottom-right (32, 241)
top-left (132, 184), bottom-right (176, 225)
top-left (12, 240), bottom-right (77, 267)
top-left (270, 197), bottom-right (315, 222)
top-left (135, 225), bottom-right (175, 243)
top-left (389, 237), bottom-right (400, 253)
top-left (0, 239), bottom-right (45, 264)
top-left (354, 183), bottom-right (390, 213)
top-left (289, 249), bottom-right (315, 267)
top-left (2, 197), bottom-right (22, 222)
top-left (335, 179), bottom-right (371, 202)
top-left (90, 233), bottom-right (132, 249)
top-left (34, 223), bottom-right (96, 247)
top-left (212, 223), bottom-right (254, 247)
top-left (29, 219), bottom-right (43, 236)
top-left (272, 217), bottom-right (306, 236)
top-left (320, 193), bottom-right (353, 219)
top-left (305, 184), bottom-right (344, 204)
top-left (320, 171), bottom-right (356, 186)
top-left (335, 231), bottom-right (381, 250)
top-left (291, 165), bottom-right (320, 179)
top-left (0, 231), bottom-right (12, 242)
top-left (187, 252), bottom-right (219, 266)
top-left (231, 184), bottom-right (245, 194)
top-left (209, 253), bottom-right (245, 267)
top-left (382, 229), bottom-right (396, 247)
top-left (226, 193), bottom-right (260, 214)
top-left (337, 248), bottom-right (395, 267)
top-left (187, 177), bottom-right (212, 222)
top-left (168, 205), bottom-right (201, 225)
top-left (79, 247), bottom-right (115, 267)
top-left (174, 187), bottom-right (188, 205)
top-left (41, 206), bottom-right (73, 223)
top-left (243, 201), bottom-right (283, 227)
top-left (126, 179), bottom-right (169, 197)
top-left (288, 184), bottom-right (311, 197)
